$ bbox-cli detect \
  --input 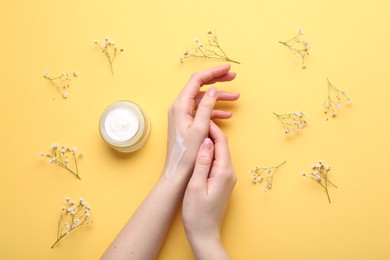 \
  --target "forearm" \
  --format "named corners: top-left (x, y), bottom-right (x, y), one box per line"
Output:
top-left (102, 176), bottom-right (186, 260)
